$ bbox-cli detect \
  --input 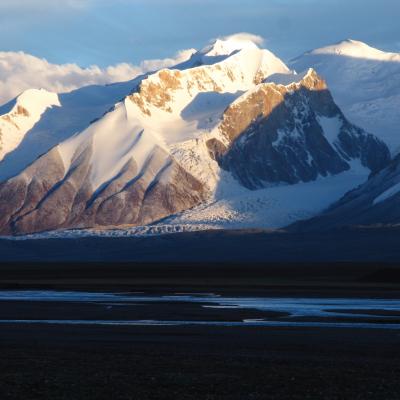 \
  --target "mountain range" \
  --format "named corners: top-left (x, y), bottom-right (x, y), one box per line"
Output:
top-left (0, 36), bottom-right (398, 236)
